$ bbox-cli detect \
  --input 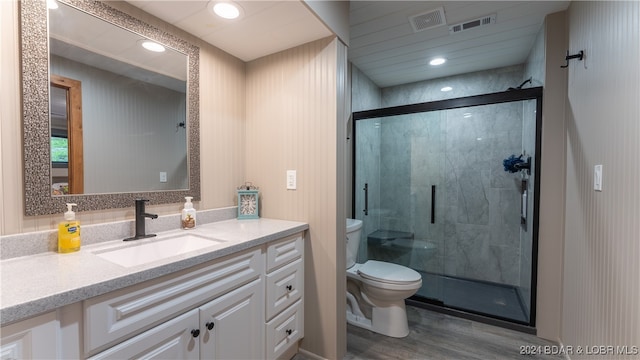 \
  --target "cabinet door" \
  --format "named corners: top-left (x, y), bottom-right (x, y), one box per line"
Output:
top-left (0, 312), bottom-right (58, 360)
top-left (200, 279), bottom-right (264, 360)
top-left (88, 310), bottom-right (199, 360)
